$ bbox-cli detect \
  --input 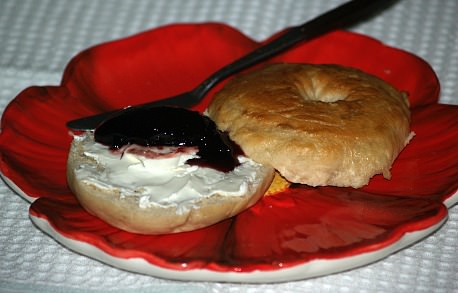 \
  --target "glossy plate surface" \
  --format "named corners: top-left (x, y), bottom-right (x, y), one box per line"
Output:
top-left (0, 23), bottom-right (457, 283)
